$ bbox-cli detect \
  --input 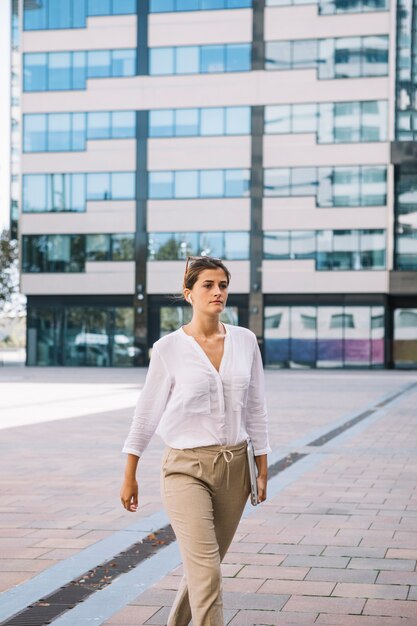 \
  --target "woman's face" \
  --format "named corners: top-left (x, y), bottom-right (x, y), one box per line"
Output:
top-left (185, 268), bottom-right (229, 315)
